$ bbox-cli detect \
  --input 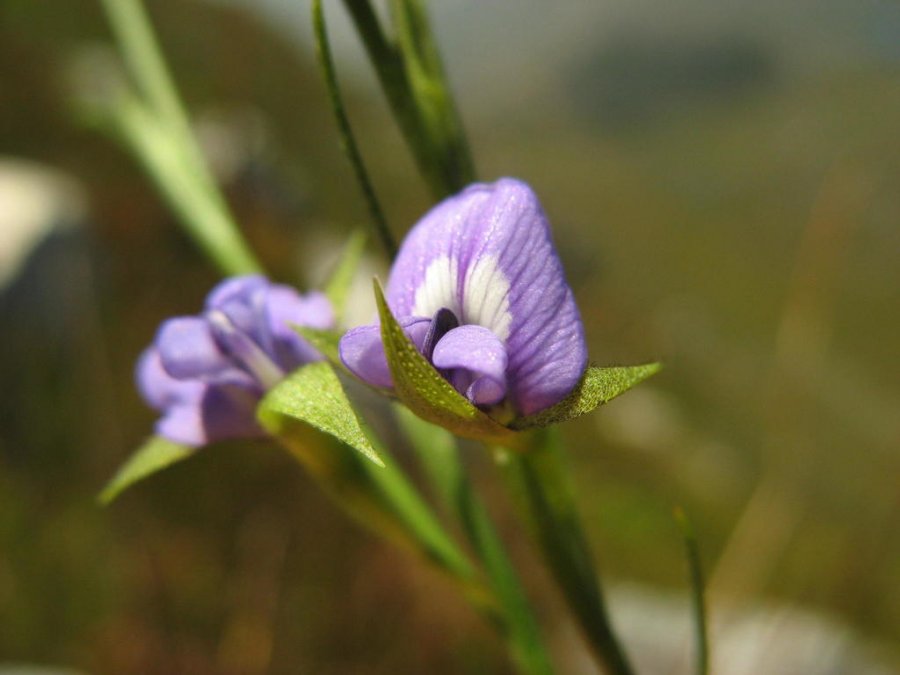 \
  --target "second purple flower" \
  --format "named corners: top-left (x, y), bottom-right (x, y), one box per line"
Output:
top-left (137, 275), bottom-right (334, 446)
